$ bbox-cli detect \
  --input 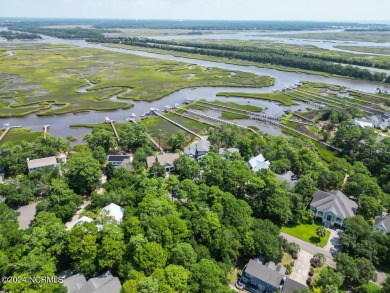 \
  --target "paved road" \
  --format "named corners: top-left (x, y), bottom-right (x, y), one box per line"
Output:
top-left (17, 201), bottom-right (40, 229)
top-left (289, 250), bottom-right (312, 285)
top-left (65, 200), bottom-right (91, 230)
top-left (281, 232), bottom-right (336, 267)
